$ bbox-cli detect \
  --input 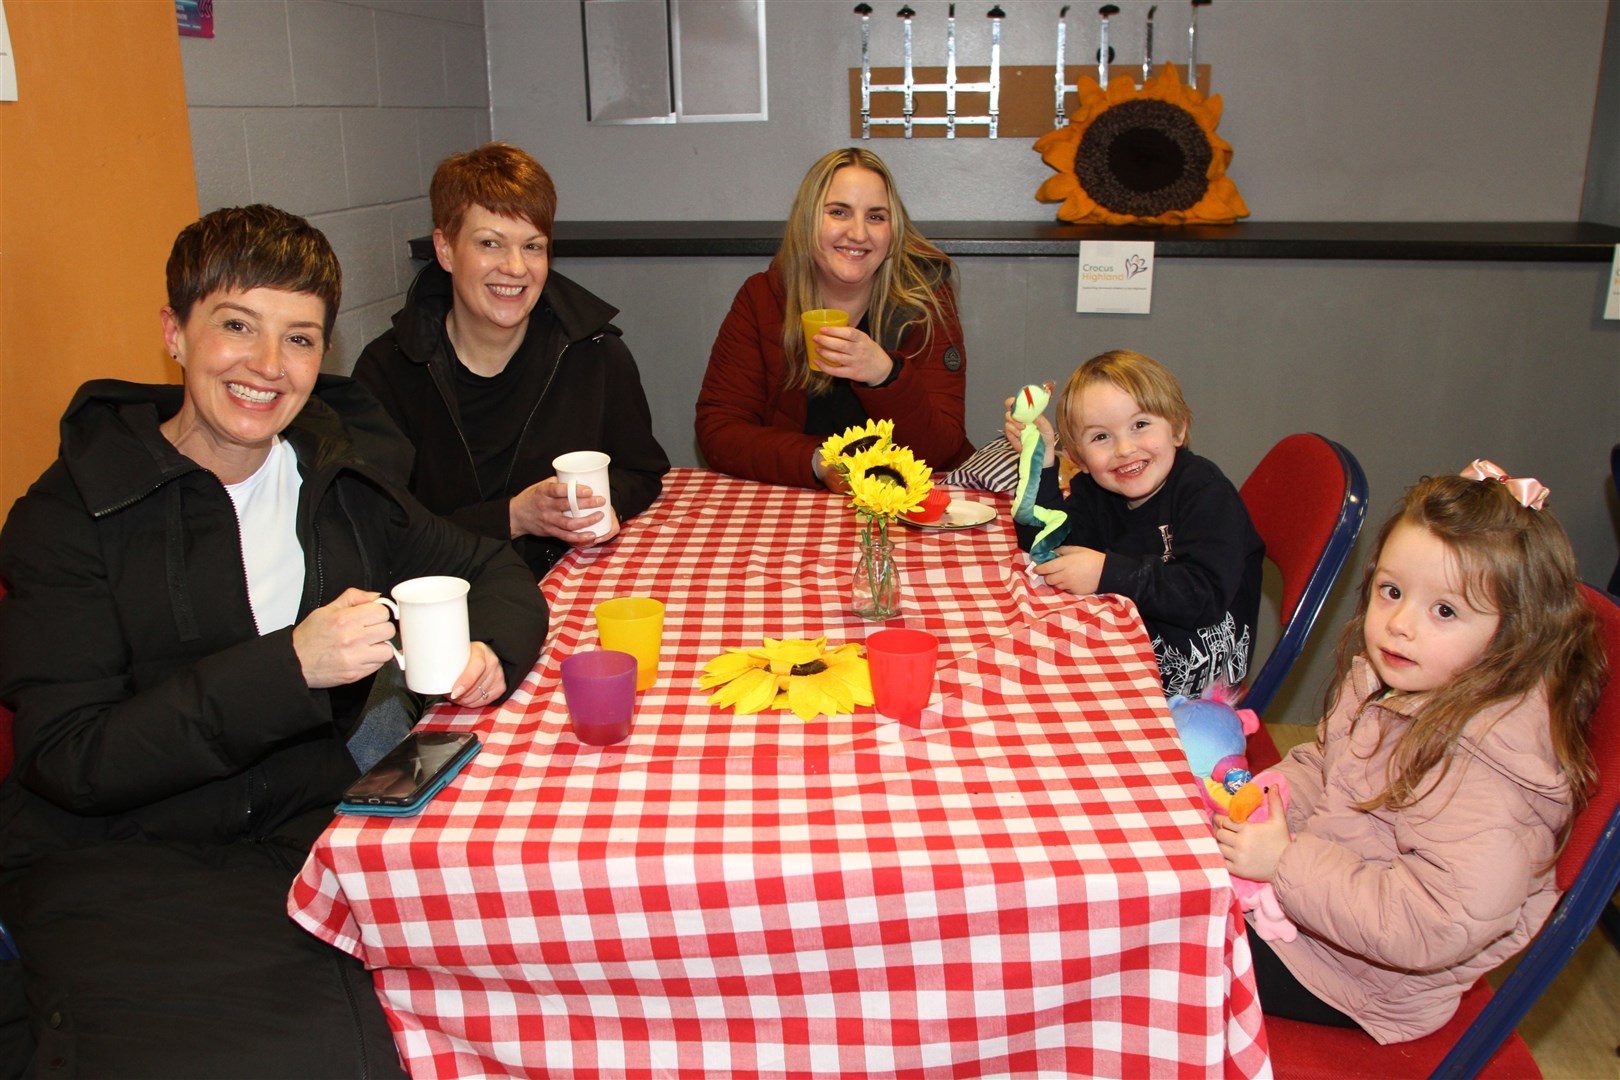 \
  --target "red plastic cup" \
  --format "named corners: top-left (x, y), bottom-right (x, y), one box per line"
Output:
top-left (866, 628), bottom-right (939, 723)
top-left (560, 650), bottom-right (638, 745)
top-left (909, 488), bottom-right (951, 523)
